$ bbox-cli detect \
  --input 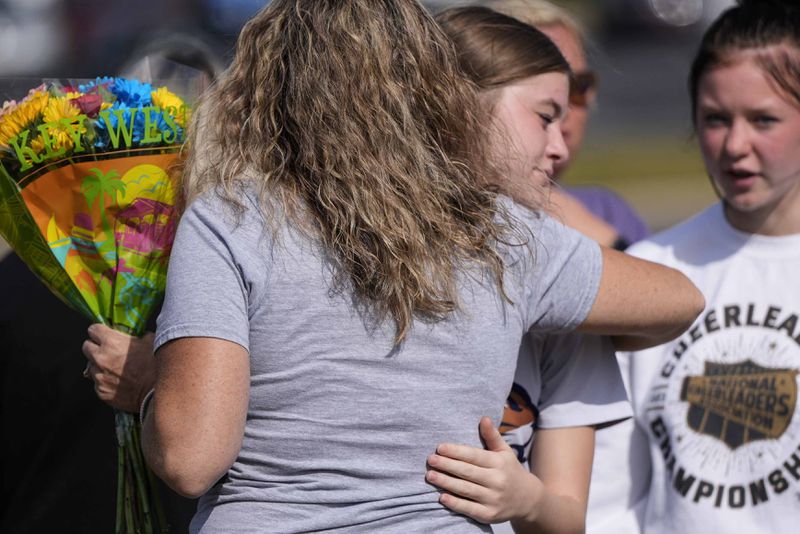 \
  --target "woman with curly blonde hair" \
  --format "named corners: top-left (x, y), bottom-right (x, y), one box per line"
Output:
top-left (135, 1), bottom-right (702, 532)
